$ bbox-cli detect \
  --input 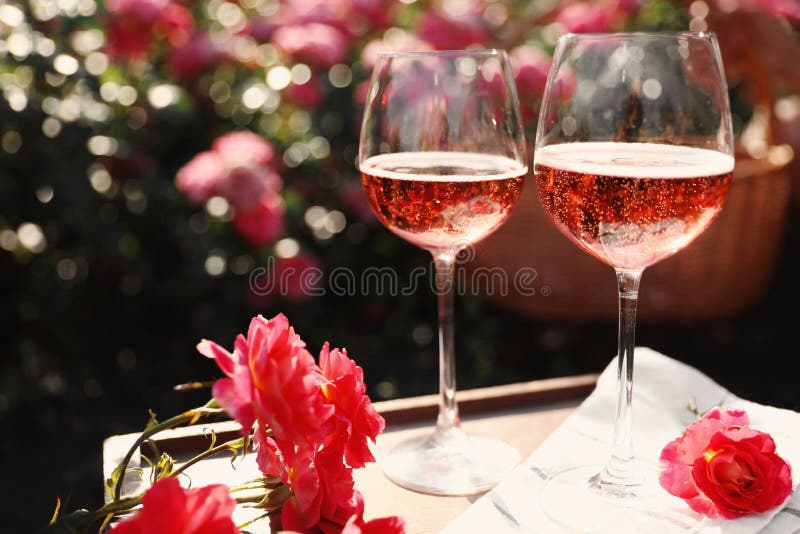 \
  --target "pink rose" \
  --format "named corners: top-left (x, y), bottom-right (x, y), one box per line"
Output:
top-left (199, 314), bottom-right (404, 532)
top-left (212, 131), bottom-right (275, 168)
top-left (199, 314), bottom-right (334, 455)
top-left (554, 1), bottom-right (618, 34)
top-left (233, 192), bottom-right (286, 248)
top-left (360, 33), bottom-right (431, 70)
top-left (217, 165), bottom-right (282, 211)
top-left (343, 512), bottom-right (406, 534)
top-left (319, 343), bottom-right (386, 468)
top-left (175, 151), bottom-right (226, 205)
top-left (167, 32), bottom-right (231, 80)
top-left (104, 0), bottom-right (193, 60)
top-left (416, 6), bottom-right (490, 50)
top-left (660, 407), bottom-right (793, 518)
top-left (108, 477), bottom-right (238, 534)
top-left (284, 80), bottom-right (326, 108)
top-left (273, 23), bottom-right (350, 68)
top-left (510, 45), bottom-right (551, 123)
